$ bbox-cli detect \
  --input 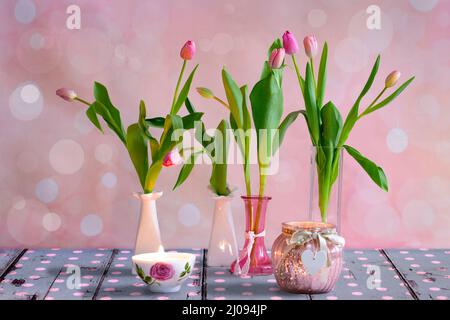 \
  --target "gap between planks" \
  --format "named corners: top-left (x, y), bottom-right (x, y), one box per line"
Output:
top-left (0, 249), bottom-right (27, 283)
top-left (92, 249), bottom-right (119, 300)
top-left (379, 249), bottom-right (419, 300)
